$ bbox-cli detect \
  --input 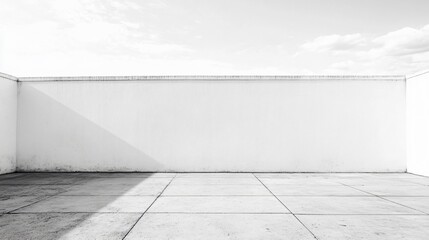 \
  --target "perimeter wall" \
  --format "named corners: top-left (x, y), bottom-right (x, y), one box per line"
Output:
top-left (16, 76), bottom-right (406, 172)
top-left (0, 73), bottom-right (17, 174)
top-left (407, 72), bottom-right (429, 176)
